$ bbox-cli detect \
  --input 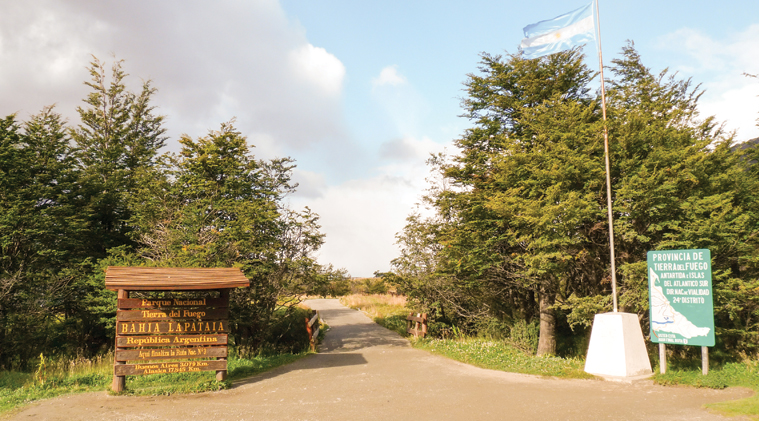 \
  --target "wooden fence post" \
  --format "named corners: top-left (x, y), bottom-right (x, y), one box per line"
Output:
top-left (112, 289), bottom-right (128, 392)
top-left (306, 311), bottom-right (320, 351)
top-left (406, 313), bottom-right (428, 338)
top-left (216, 289), bottom-right (230, 382)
